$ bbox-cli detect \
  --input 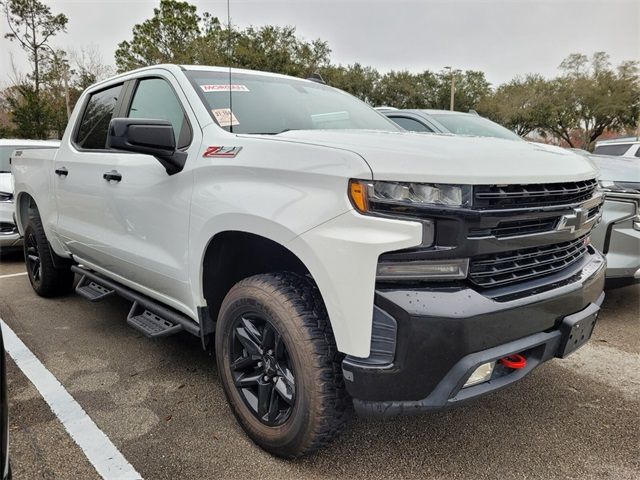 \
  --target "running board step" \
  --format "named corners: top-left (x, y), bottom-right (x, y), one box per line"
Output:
top-left (127, 302), bottom-right (183, 338)
top-left (70, 265), bottom-right (201, 338)
top-left (76, 275), bottom-right (115, 302)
